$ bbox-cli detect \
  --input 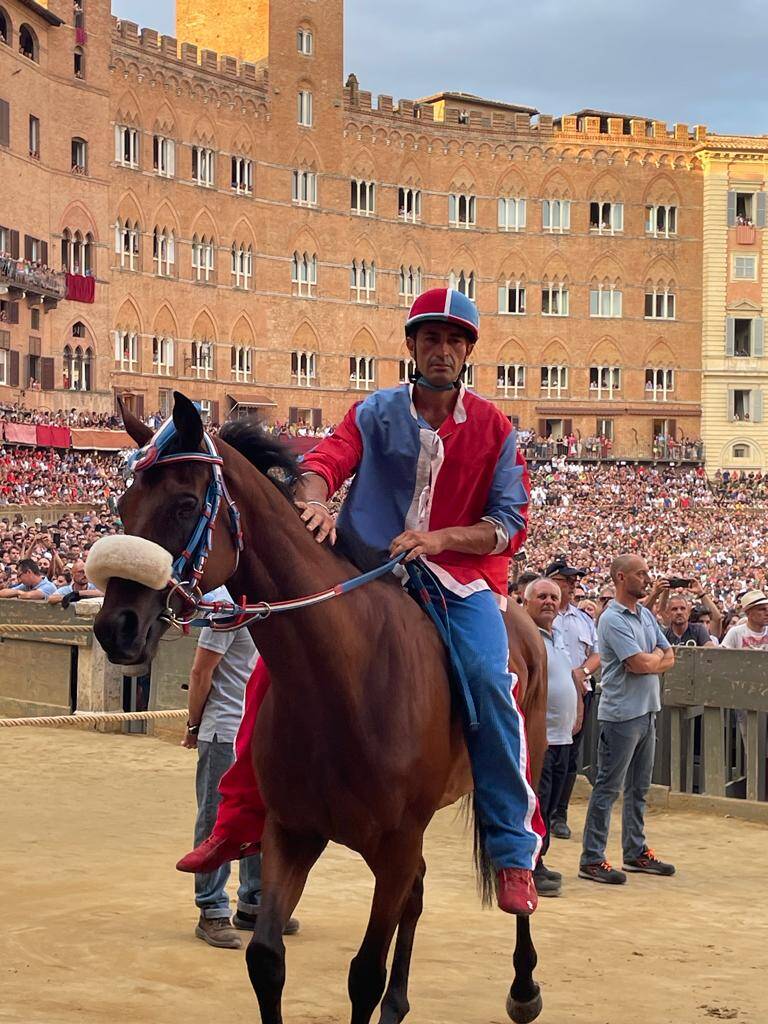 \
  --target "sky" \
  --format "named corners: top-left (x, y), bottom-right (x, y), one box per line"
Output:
top-left (113, 0), bottom-right (768, 136)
